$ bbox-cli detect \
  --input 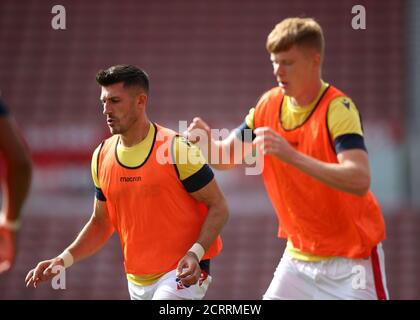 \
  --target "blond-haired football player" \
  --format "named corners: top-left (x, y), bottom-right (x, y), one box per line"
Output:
top-left (187, 17), bottom-right (388, 300)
